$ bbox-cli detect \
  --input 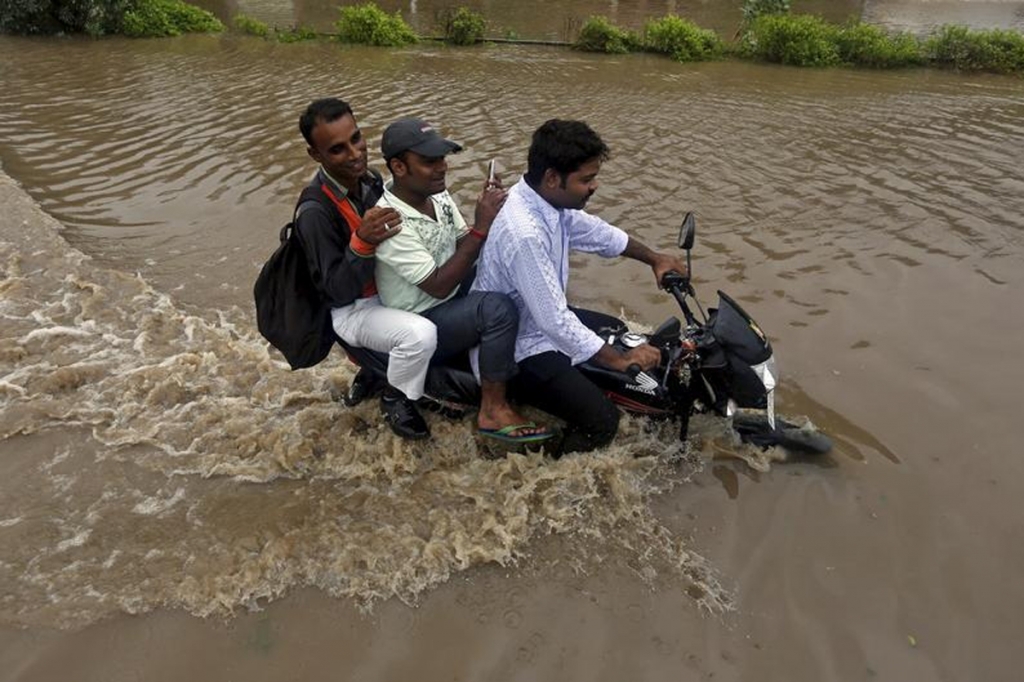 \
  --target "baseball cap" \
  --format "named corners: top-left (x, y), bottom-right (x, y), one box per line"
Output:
top-left (381, 118), bottom-right (463, 160)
